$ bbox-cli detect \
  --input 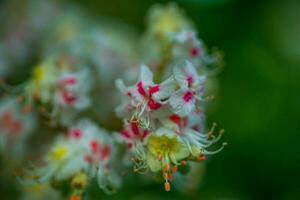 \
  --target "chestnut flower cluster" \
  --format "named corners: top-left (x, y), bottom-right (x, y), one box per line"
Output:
top-left (0, 1), bottom-right (225, 199)
top-left (117, 61), bottom-right (226, 191)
